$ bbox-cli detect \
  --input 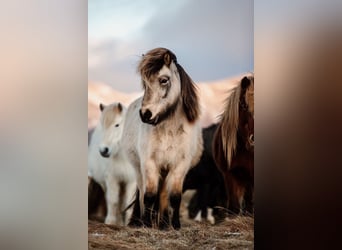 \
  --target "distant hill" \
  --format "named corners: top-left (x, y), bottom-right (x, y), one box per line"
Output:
top-left (88, 75), bottom-right (247, 129)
